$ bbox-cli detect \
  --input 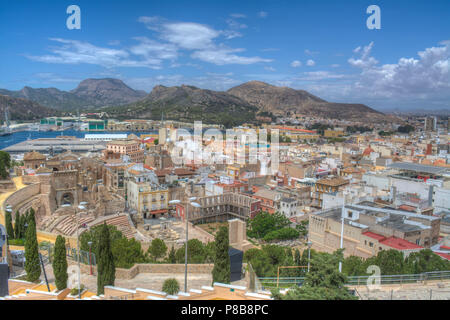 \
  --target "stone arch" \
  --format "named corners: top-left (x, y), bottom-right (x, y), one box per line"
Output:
top-left (61, 193), bottom-right (74, 205)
